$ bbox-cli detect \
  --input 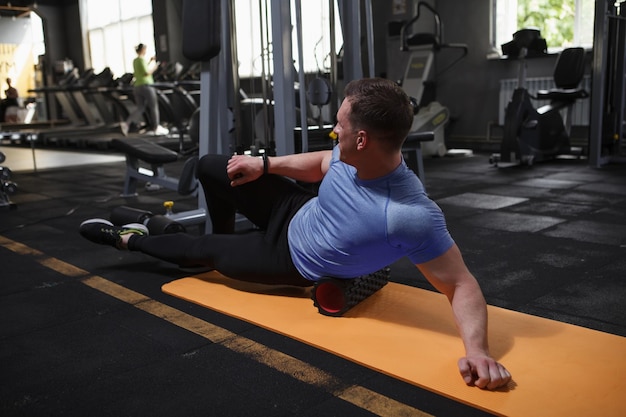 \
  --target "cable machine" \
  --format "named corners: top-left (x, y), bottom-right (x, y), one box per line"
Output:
top-left (588, 0), bottom-right (626, 166)
top-left (164, 0), bottom-right (375, 232)
top-left (271, 0), bottom-right (375, 156)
